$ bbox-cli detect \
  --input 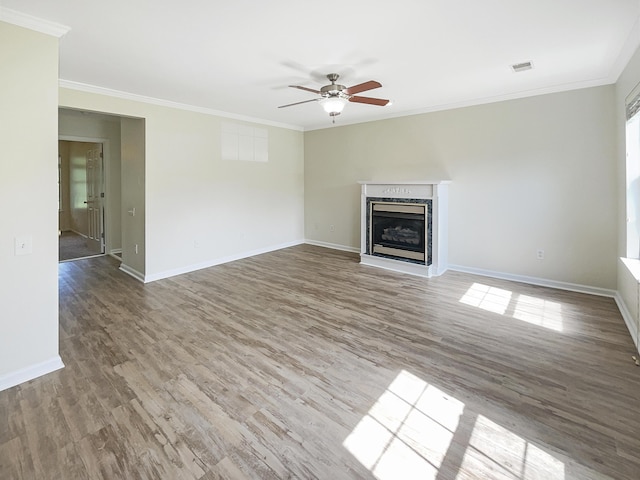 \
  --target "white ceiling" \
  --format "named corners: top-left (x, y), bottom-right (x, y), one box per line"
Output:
top-left (3, 0), bottom-right (640, 130)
